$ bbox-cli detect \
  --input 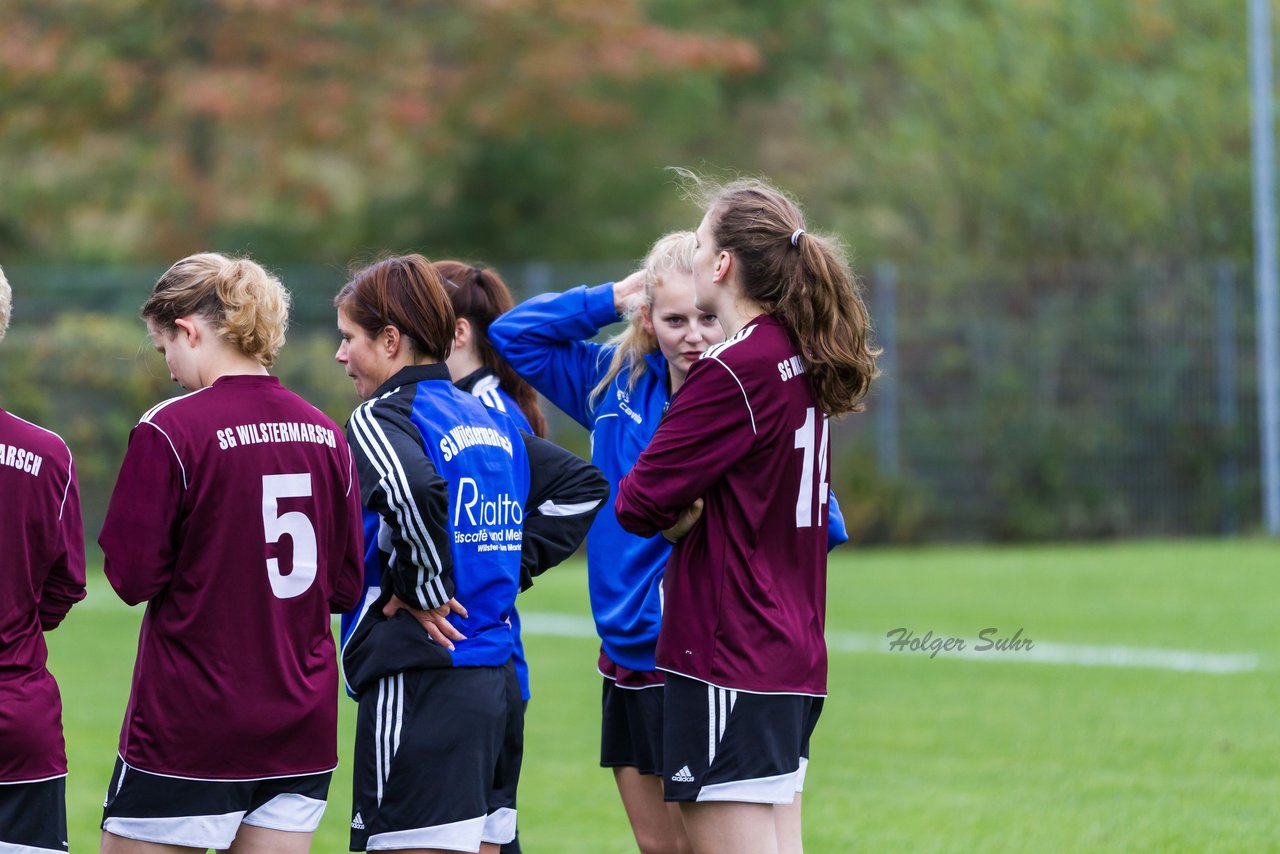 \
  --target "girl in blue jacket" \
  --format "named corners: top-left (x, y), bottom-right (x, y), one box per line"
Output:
top-left (437, 259), bottom-right (546, 854)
